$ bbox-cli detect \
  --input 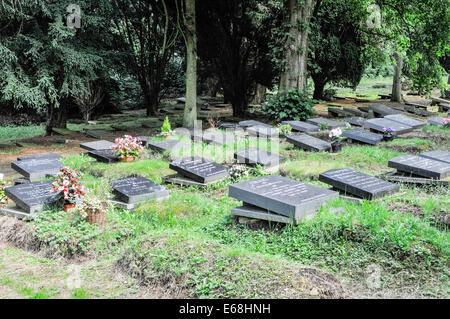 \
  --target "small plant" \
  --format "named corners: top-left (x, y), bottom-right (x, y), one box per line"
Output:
top-left (51, 167), bottom-right (86, 204)
top-left (207, 115), bottom-right (221, 130)
top-left (318, 122), bottom-right (328, 131)
top-left (441, 118), bottom-right (450, 128)
top-left (161, 116), bottom-right (172, 134)
top-left (276, 124), bottom-right (292, 136)
top-left (383, 127), bottom-right (395, 141)
top-left (229, 165), bottom-right (249, 181)
top-left (0, 187), bottom-right (7, 205)
top-left (111, 135), bottom-right (144, 160)
top-left (74, 194), bottom-right (109, 226)
top-left (263, 89), bottom-right (316, 121)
